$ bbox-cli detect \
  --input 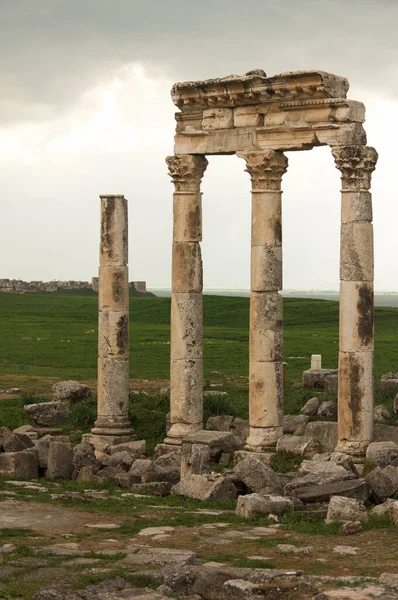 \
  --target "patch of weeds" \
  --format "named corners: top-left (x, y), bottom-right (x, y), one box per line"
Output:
top-left (362, 459), bottom-right (377, 476)
top-left (363, 514), bottom-right (396, 531)
top-left (270, 451), bottom-right (306, 474)
top-left (69, 396), bottom-right (97, 429)
top-left (0, 528), bottom-right (42, 538)
top-left (280, 511), bottom-right (341, 535)
top-left (203, 394), bottom-right (234, 423)
top-left (83, 551), bottom-right (126, 562)
top-left (235, 557), bottom-right (276, 569)
top-left (9, 545), bottom-right (36, 558)
top-left (19, 393), bottom-right (47, 406)
top-left (0, 578), bottom-right (49, 600)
